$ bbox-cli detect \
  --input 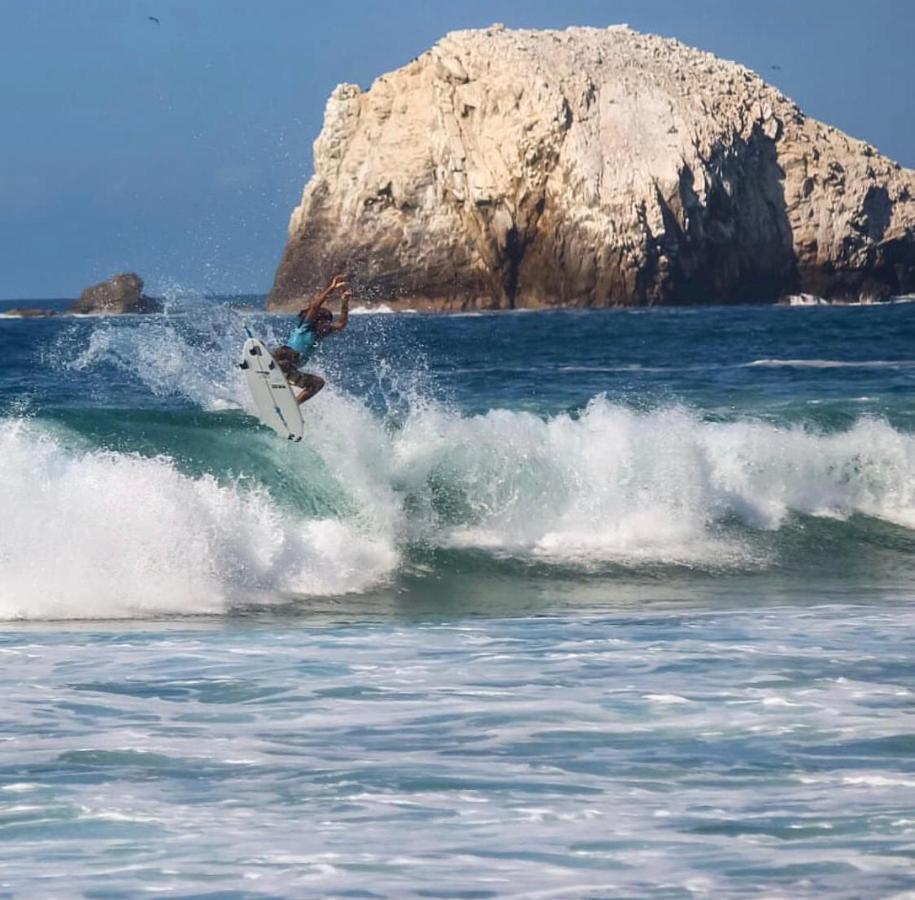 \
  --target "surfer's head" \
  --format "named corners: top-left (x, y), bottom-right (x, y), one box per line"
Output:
top-left (313, 307), bottom-right (334, 335)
